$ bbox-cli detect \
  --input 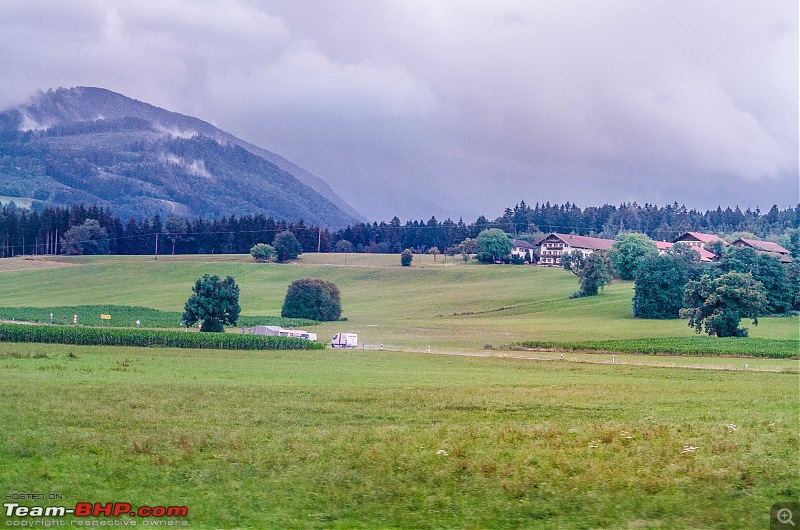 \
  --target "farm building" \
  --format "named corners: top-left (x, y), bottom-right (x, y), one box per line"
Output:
top-left (511, 239), bottom-right (536, 262)
top-left (536, 233), bottom-right (614, 267)
top-left (732, 239), bottom-right (793, 263)
top-left (247, 325), bottom-right (283, 336)
top-left (672, 232), bottom-right (727, 249)
top-left (655, 240), bottom-right (717, 262)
